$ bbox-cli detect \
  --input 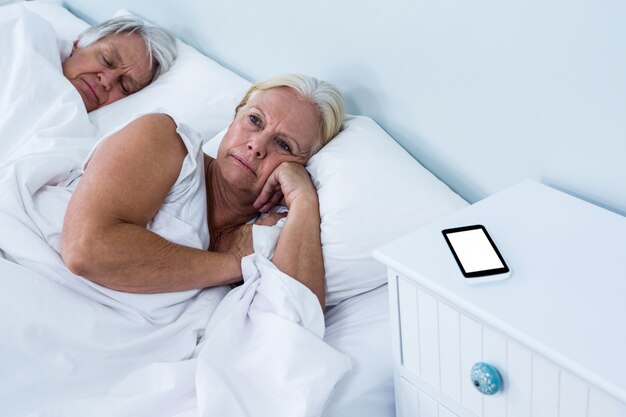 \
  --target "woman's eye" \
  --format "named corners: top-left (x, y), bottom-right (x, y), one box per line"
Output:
top-left (249, 115), bottom-right (261, 126)
top-left (277, 139), bottom-right (291, 152)
top-left (102, 55), bottom-right (113, 67)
